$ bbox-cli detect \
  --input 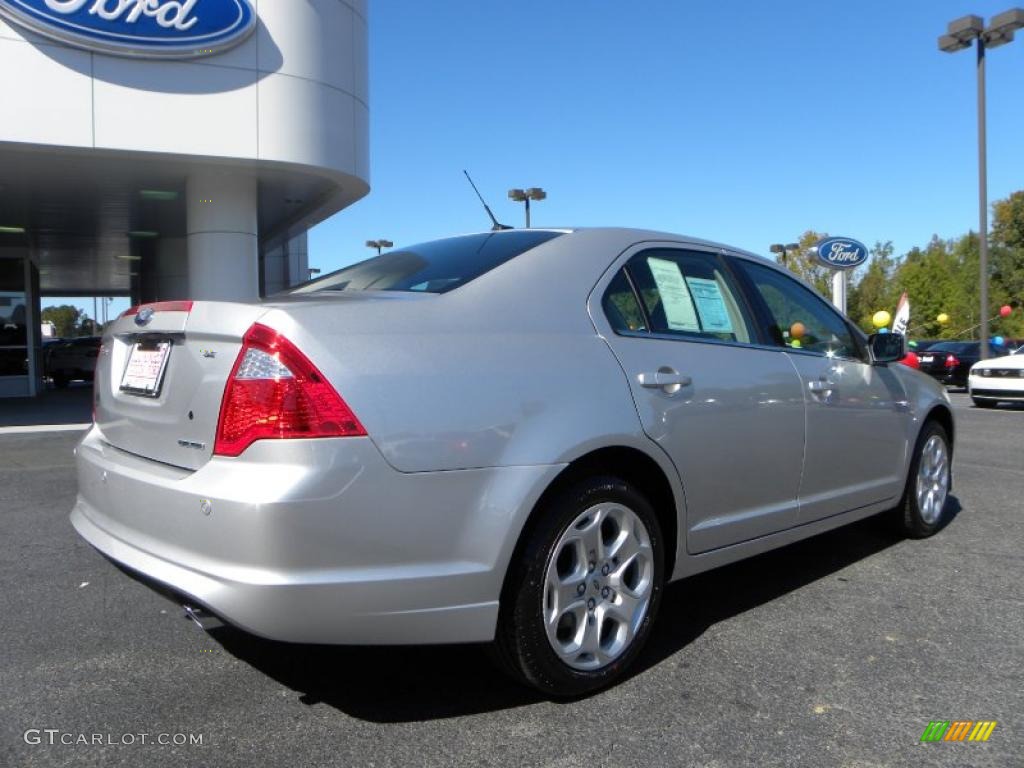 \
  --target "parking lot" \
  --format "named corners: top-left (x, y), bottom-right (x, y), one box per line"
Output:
top-left (1, 392), bottom-right (1020, 767)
